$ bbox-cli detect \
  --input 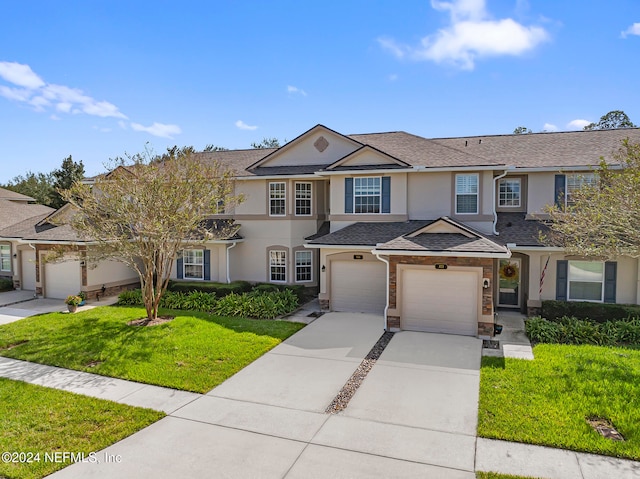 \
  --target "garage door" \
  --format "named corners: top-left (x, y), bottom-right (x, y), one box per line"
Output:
top-left (401, 268), bottom-right (478, 336)
top-left (21, 250), bottom-right (36, 290)
top-left (44, 258), bottom-right (82, 299)
top-left (331, 260), bottom-right (386, 314)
